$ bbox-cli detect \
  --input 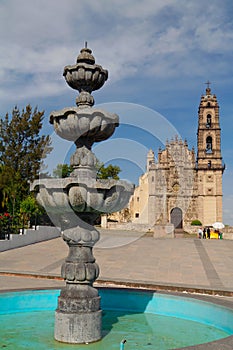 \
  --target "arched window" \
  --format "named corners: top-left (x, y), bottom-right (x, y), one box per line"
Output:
top-left (206, 136), bottom-right (212, 153)
top-left (206, 114), bottom-right (212, 128)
